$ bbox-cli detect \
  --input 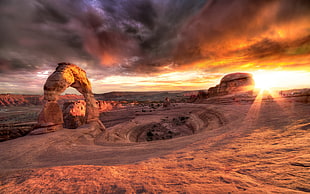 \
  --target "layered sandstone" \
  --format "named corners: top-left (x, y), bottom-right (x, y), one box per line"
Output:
top-left (207, 72), bottom-right (255, 97)
top-left (0, 94), bottom-right (83, 107)
top-left (30, 63), bottom-right (104, 135)
top-left (97, 100), bottom-right (113, 112)
top-left (62, 100), bottom-right (86, 129)
top-left (0, 94), bottom-right (42, 106)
